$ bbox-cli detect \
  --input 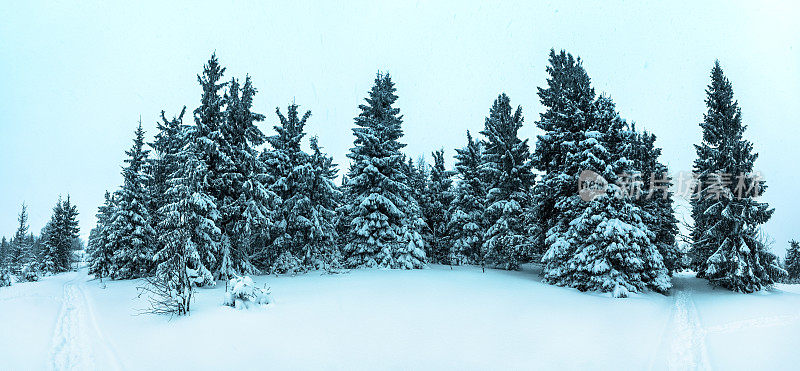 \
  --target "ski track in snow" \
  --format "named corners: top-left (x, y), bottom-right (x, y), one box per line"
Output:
top-left (49, 274), bottom-right (123, 371)
top-left (704, 313), bottom-right (800, 335)
top-left (657, 289), bottom-right (711, 371)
